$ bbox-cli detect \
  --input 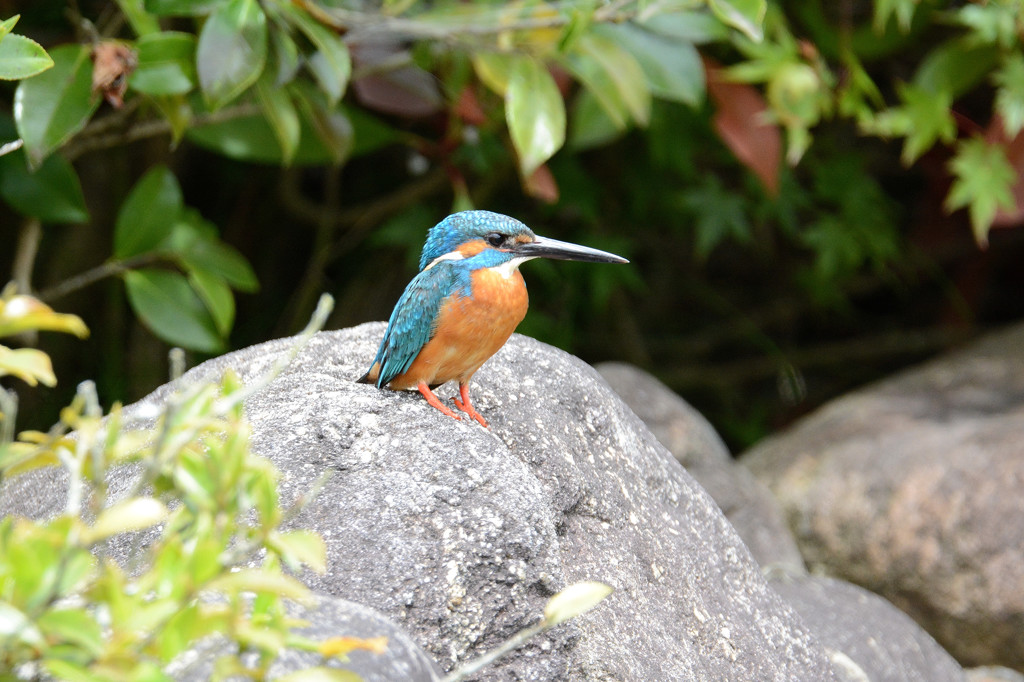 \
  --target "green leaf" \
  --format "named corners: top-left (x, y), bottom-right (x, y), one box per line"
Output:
top-left (0, 14), bottom-right (19, 40)
top-left (863, 84), bottom-right (955, 165)
top-left (124, 269), bottom-right (224, 352)
top-left (543, 581), bottom-right (613, 626)
top-left (568, 87), bottom-right (623, 151)
top-left (0, 601), bottom-right (45, 647)
top-left (144, 0), bottom-right (226, 16)
top-left (36, 609), bottom-right (103, 657)
top-left (13, 44), bottom-right (98, 167)
top-left (600, 23), bottom-right (704, 106)
top-left (187, 107), bottom-right (353, 165)
top-left (131, 31), bottom-right (197, 96)
top-left (913, 40), bottom-right (998, 99)
top-left (681, 176), bottom-right (752, 258)
top-left (280, 4), bottom-right (351, 106)
top-left (0, 33), bottom-right (54, 80)
top-left (566, 33), bottom-right (651, 129)
top-left (206, 568), bottom-right (311, 600)
top-left (994, 53), bottom-right (1024, 138)
top-left (472, 51), bottom-right (512, 96)
top-left (114, 165), bottom-right (183, 258)
top-left (946, 138), bottom-right (1016, 246)
top-left (196, 0), bottom-right (268, 110)
top-left (0, 345), bottom-right (57, 386)
top-left (187, 267), bottom-right (234, 336)
top-left (638, 11), bottom-right (730, 45)
top-left (255, 73), bottom-right (300, 164)
top-left (115, 0), bottom-right (161, 36)
top-left (82, 498), bottom-right (168, 543)
top-left (170, 223), bottom-right (258, 292)
top-left (506, 55), bottom-right (565, 178)
top-left (0, 149), bottom-right (89, 222)
top-left (873, 0), bottom-right (918, 33)
top-left (269, 529), bottom-right (327, 573)
top-left (708, 0), bottom-right (766, 42)
top-left (293, 84), bottom-right (353, 165)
